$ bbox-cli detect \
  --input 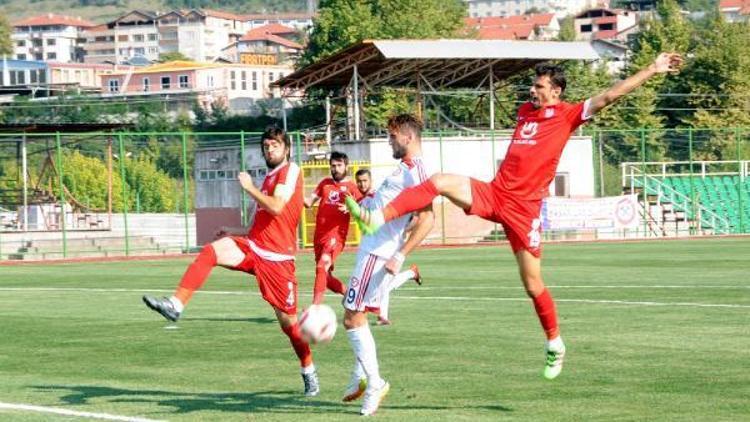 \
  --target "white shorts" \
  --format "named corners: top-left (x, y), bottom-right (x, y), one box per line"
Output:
top-left (343, 250), bottom-right (392, 313)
